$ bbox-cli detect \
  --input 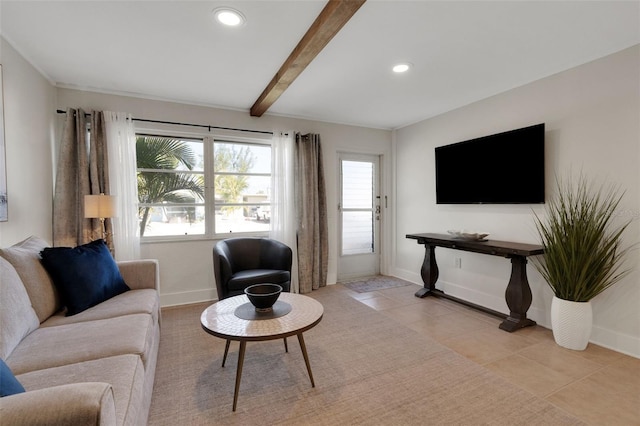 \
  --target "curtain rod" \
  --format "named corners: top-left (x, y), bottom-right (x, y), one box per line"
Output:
top-left (56, 109), bottom-right (273, 135)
